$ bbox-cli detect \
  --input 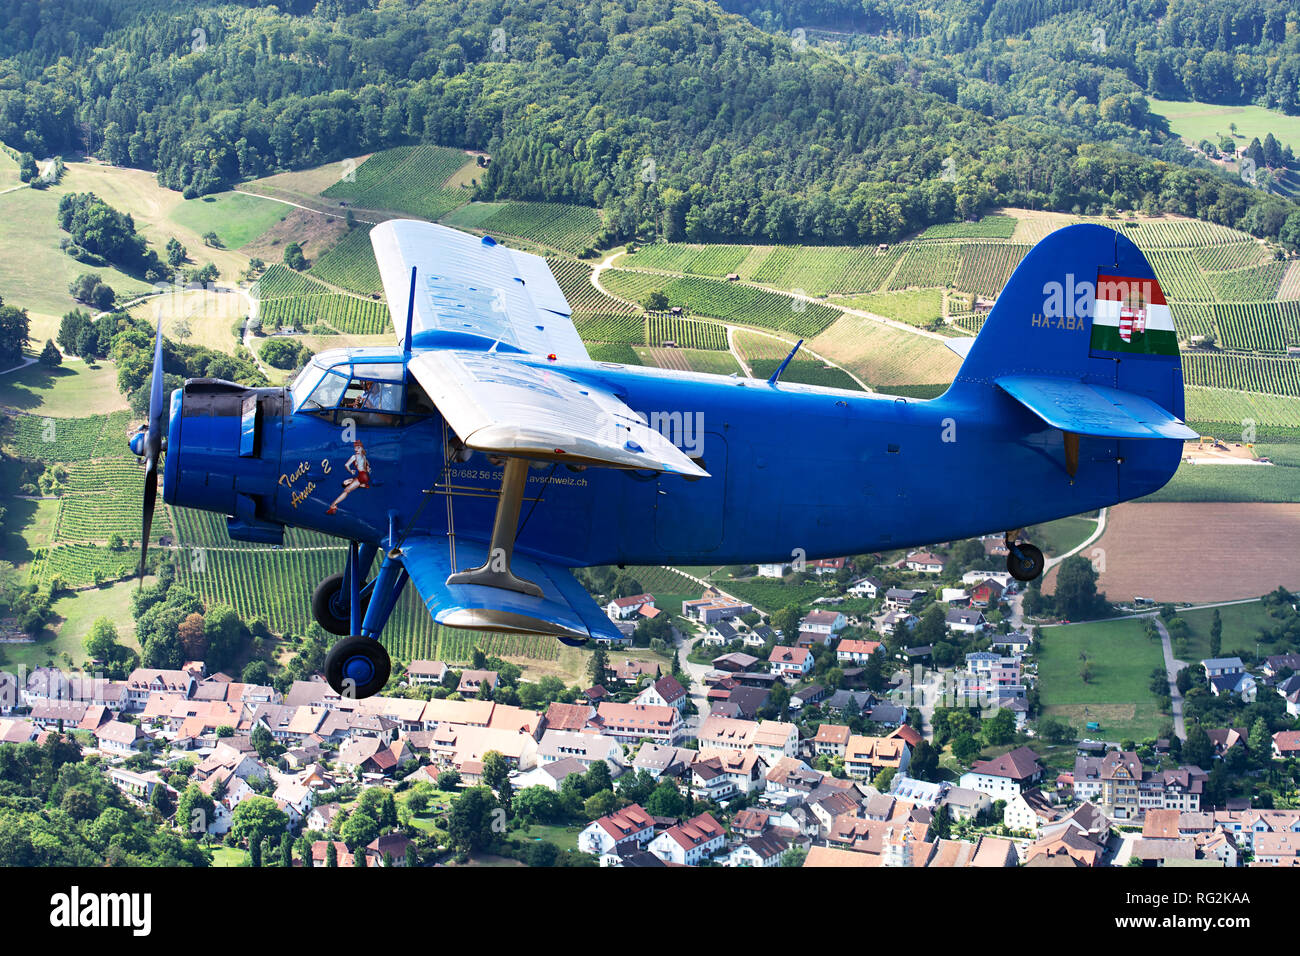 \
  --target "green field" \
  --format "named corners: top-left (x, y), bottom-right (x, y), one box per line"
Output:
top-left (0, 169), bottom-right (154, 320)
top-left (0, 578), bottom-right (142, 671)
top-left (1029, 515), bottom-right (1098, 557)
top-left (1172, 600), bottom-right (1278, 662)
top-left (835, 288), bottom-right (943, 327)
top-left (308, 226), bottom-right (383, 295)
top-left (917, 214), bottom-right (1017, 240)
top-left (441, 201), bottom-right (603, 254)
top-left (168, 192), bottom-right (288, 250)
top-left (1138, 458), bottom-right (1300, 503)
top-left (1037, 617), bottom-right (1167, 741)
top-left (1149, 98), bottom-right (1300, 155)
top-left (320, 145), bottom-right (473, 220)
top-left (601, 269), bottom-right (840, 338)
